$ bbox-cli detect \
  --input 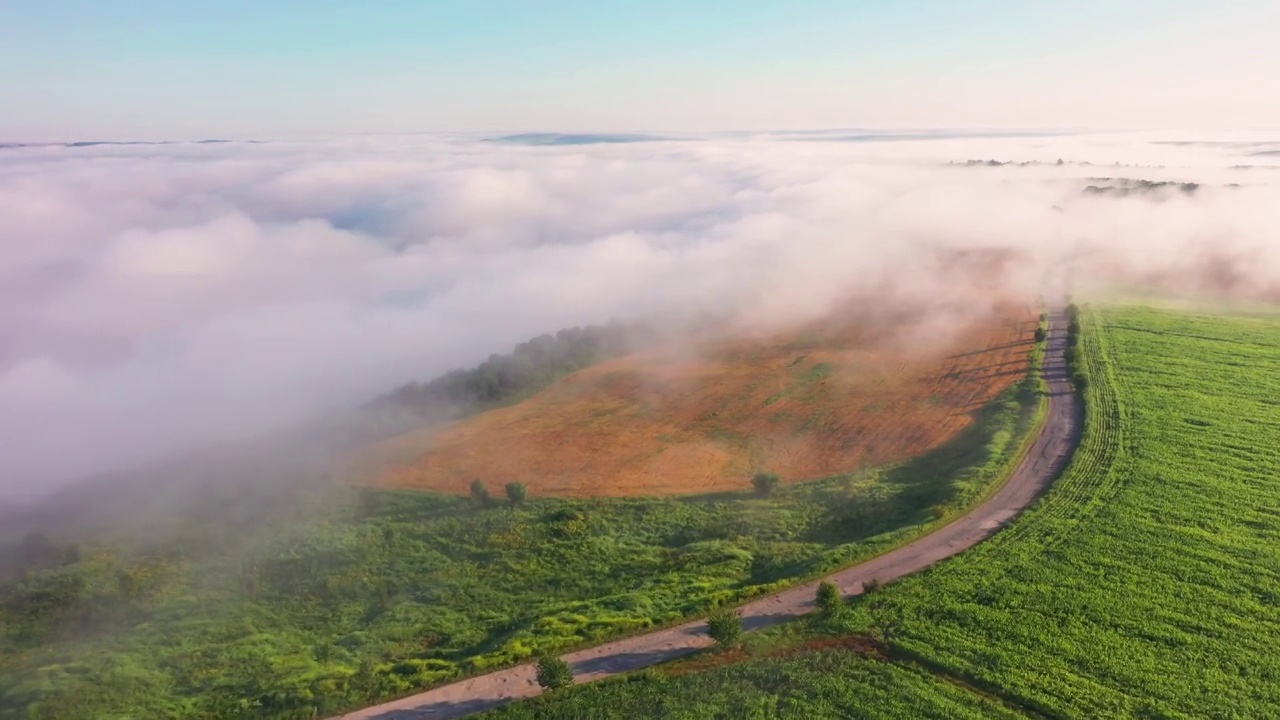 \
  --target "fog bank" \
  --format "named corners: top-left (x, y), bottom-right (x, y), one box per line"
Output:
top-left (2, 130), bottom-right (1278, 496)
